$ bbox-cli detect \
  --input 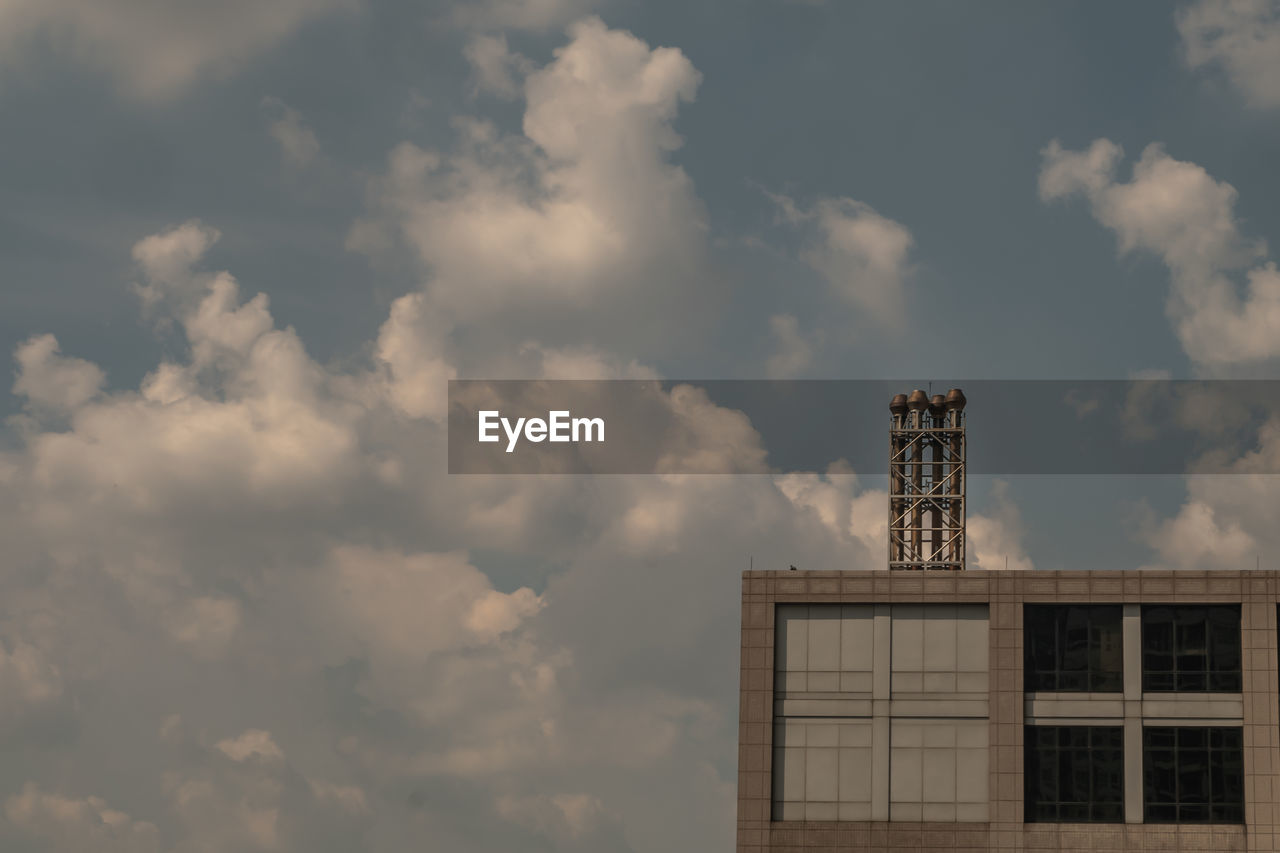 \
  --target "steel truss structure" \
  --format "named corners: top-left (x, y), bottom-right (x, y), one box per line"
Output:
top-left (888, 388), bottom-right (966, 570)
